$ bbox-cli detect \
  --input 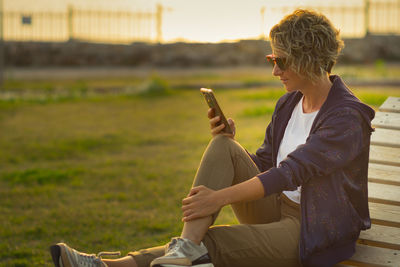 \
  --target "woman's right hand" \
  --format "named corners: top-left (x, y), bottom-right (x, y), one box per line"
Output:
top-left (208, 108), bottom-right (235, 138)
